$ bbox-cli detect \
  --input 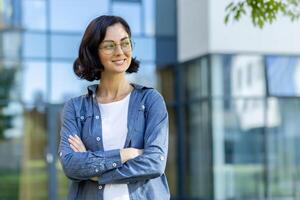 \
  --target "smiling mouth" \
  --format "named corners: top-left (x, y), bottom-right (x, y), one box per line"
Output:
top-left (112, 59), bottom-right (126, 65)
